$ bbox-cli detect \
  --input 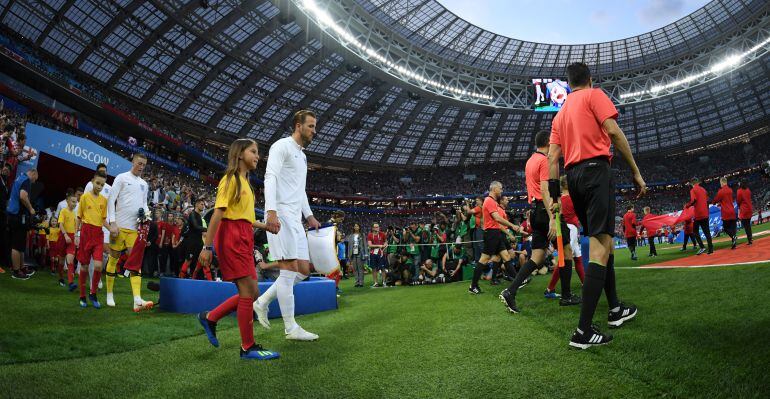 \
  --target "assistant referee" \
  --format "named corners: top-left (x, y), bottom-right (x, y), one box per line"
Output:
top-left (548, 62), bottom-right (646, 349)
